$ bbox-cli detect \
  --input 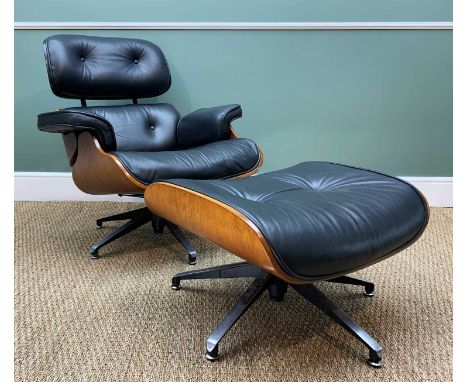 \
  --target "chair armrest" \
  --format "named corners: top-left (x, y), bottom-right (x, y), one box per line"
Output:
top-left (37, 110), bottom-right (116, 151)
top-left (177, 104), bottom-right (242, 149)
